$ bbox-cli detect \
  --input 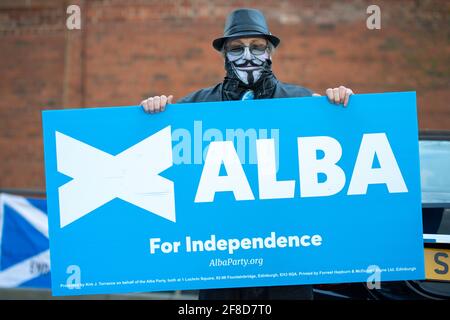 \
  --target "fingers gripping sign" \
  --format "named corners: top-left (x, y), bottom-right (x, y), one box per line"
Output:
top-left (141, 95), bottom-right (174, 114)
top-left (325, 86), bottom-right (354, 107)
